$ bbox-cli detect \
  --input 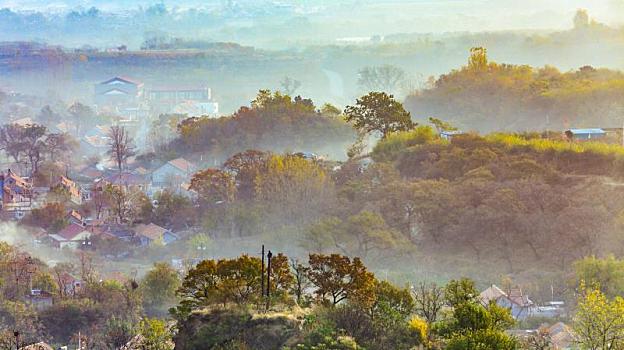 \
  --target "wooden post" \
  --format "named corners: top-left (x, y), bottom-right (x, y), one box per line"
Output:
top-left (266, 250), bottom-right (272, 311)
top-left (261, 245), bottom-right (265, 298)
